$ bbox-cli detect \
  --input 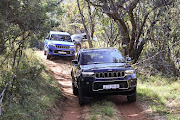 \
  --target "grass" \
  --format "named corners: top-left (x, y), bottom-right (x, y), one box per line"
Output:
top-left (1, 49), bottom-right (63, 120)
top-left (137, 74), bottom-right (180, 120)
top-left (83, 98), bottom-right (122, 120)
